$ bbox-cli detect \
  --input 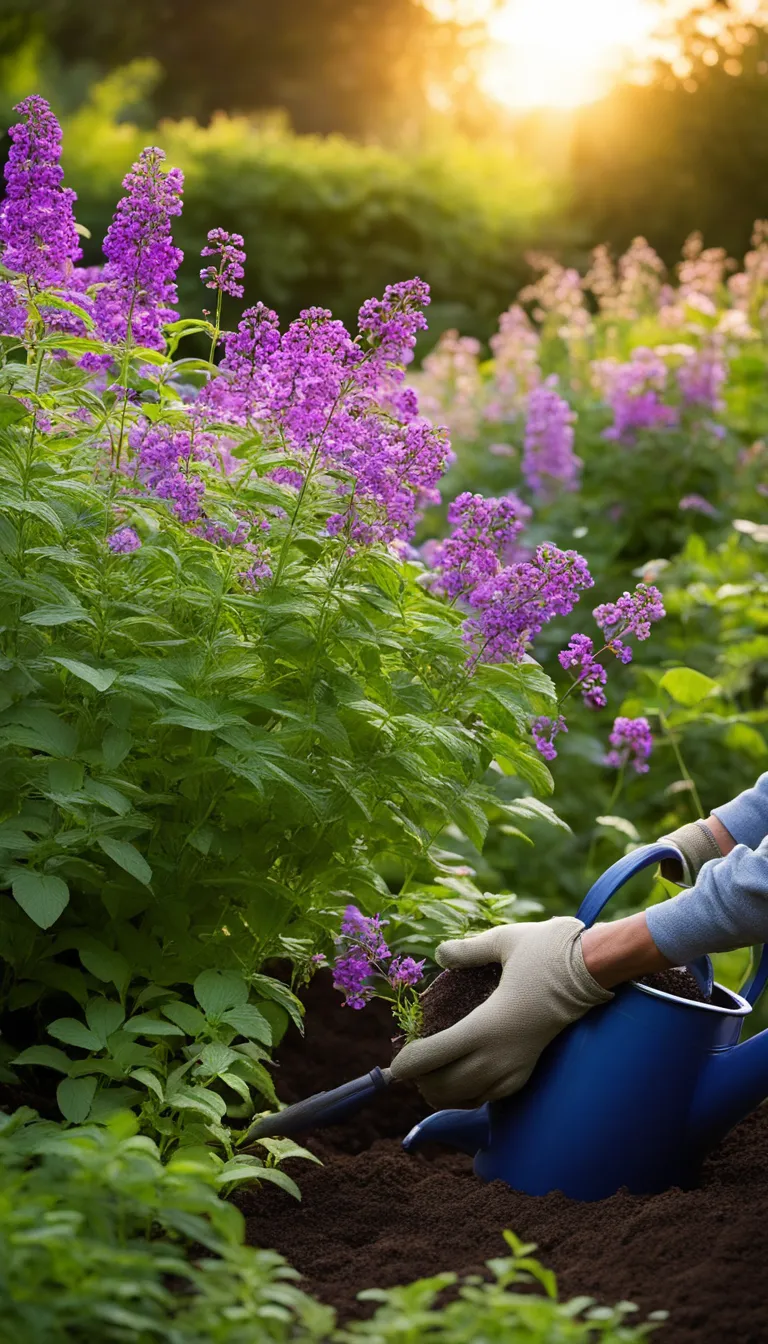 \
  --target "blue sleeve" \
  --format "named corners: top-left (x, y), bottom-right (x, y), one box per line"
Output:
top-left (712, 771), bottom-right (768, 849)
top-left (646, 837), bottom-right (768, 965)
